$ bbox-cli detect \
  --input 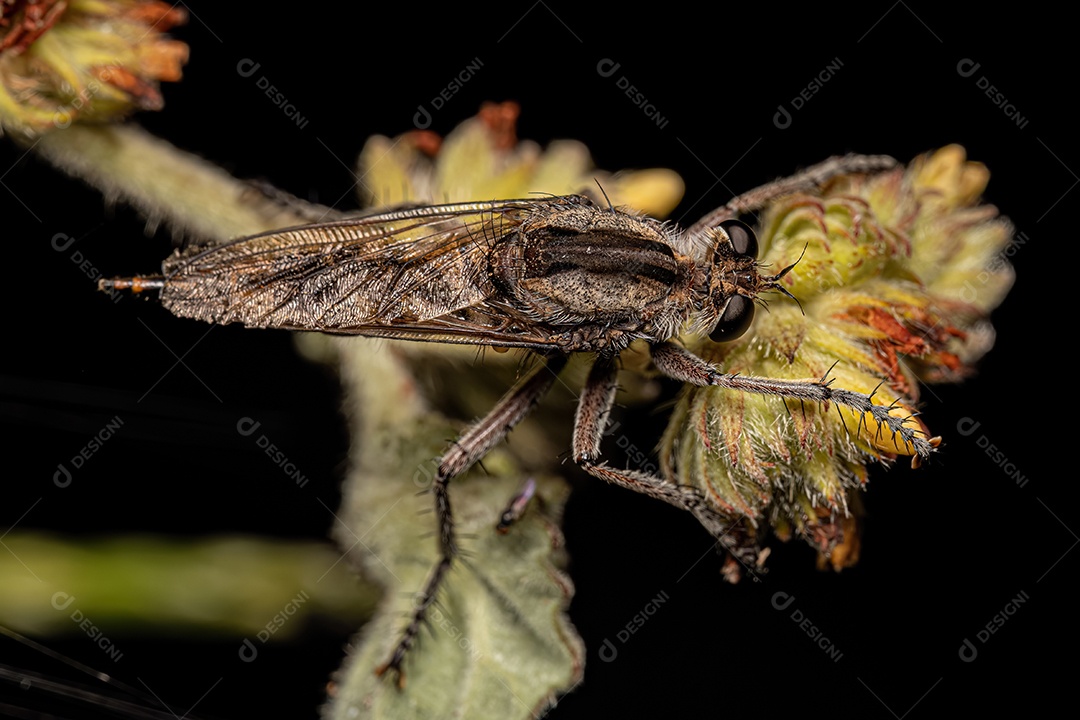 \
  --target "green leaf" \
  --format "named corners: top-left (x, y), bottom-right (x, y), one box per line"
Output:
top-left (307, 337), bottom-right (583, 720)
